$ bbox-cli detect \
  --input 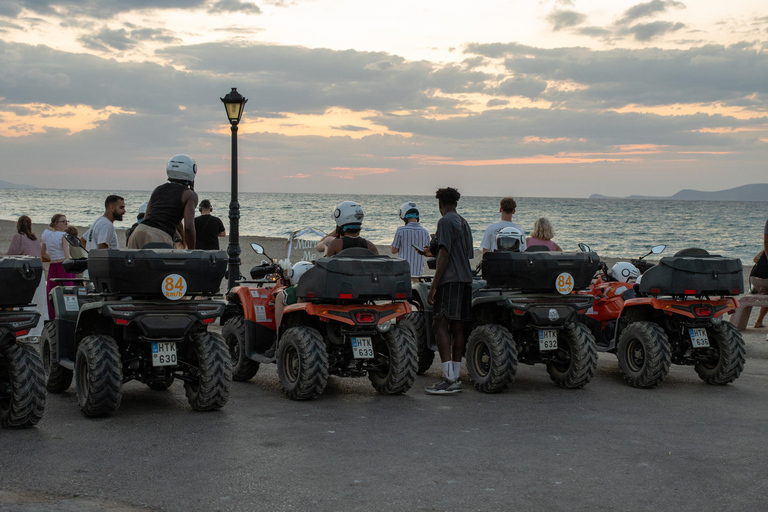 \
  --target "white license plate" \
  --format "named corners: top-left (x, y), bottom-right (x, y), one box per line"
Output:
top-left (351, 337), bottom-right (374, 359)
top-left (689, 328), bottom-right (710, 348)
top-left (152, 342), bottom-right (177, 366)
top-left (538, 329), bottom-right (558, 351)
